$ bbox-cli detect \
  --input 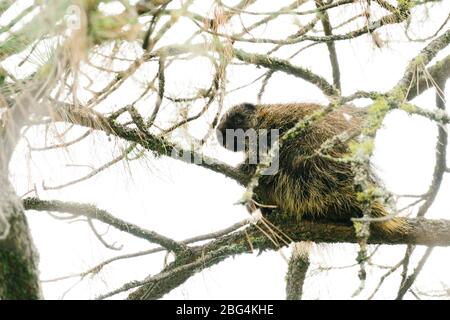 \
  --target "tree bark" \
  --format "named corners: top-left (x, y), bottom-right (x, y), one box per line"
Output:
top-left (286, 242), bottom-right (311, 300)
top-left (0, 94), bottom-right (43, 299)
top-left (0, 176), bottom-right (42, 299)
